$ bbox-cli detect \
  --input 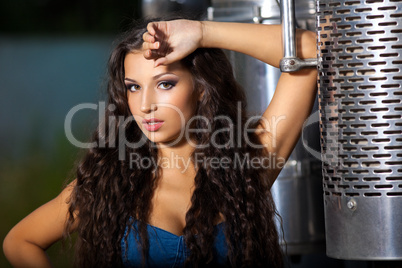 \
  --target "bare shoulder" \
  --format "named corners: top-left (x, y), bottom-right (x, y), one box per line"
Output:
top-left (58, 180), bottom-right (76, 207)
